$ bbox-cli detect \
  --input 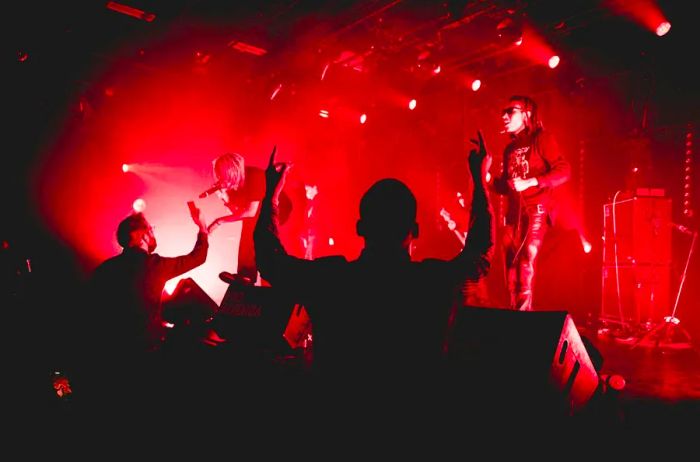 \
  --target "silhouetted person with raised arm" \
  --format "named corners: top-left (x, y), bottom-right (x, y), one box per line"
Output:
top-left (75, 204), bottom-right (209, 414)
top-left (254, 137), bottom-right (493, 421)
